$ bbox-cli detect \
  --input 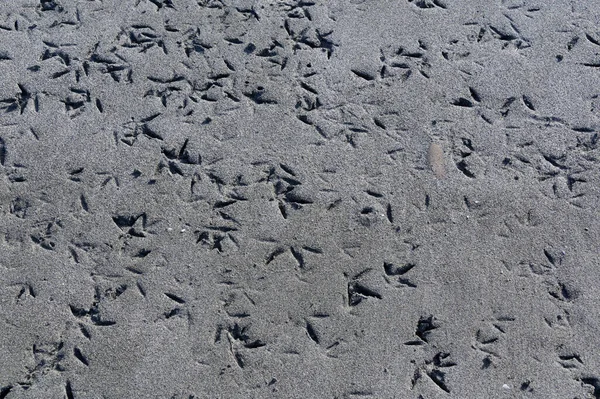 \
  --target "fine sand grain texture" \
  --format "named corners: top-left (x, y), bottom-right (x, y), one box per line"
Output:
top-left (1, 1), bottom-right (600, 398)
